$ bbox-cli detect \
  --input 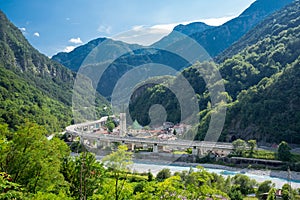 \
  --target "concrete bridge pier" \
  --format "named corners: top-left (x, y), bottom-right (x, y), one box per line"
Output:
top-left (142, 144), bottom-right (147, 150)
top-left (192, 146), bottom-right (198, 156)
top-left (96, 139), bottom-right (101, 148)
top-left (131, 143), bottom-right (135, 151)
top-left (153, 143), bottom-right (158, 153)
top-left (199, 148), bottom-right (204, 156)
